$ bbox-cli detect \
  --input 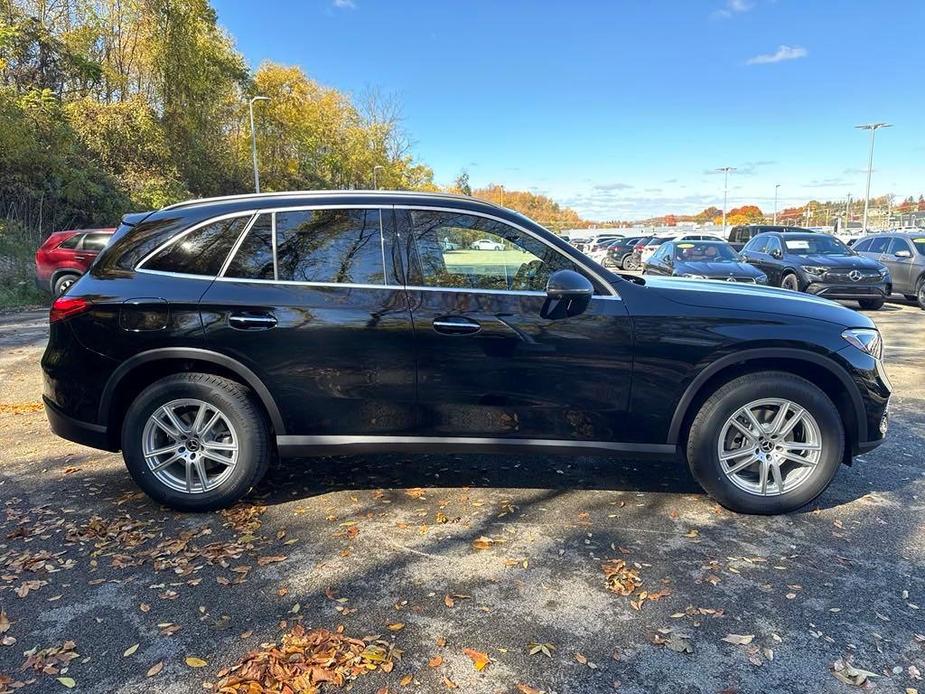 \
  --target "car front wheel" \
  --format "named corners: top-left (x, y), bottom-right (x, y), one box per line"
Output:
top-left (780, 273), bottom-right (800, 291)
top-left (121, 373), bottom-right (270, 511)
top-left (687, 372), bottom-right (844, 514)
